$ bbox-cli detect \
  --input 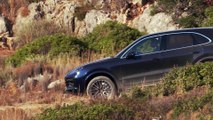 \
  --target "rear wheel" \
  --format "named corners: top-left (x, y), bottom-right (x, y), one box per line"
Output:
top-left (86, 76), bottom-right (116, 99)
